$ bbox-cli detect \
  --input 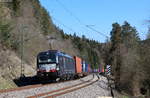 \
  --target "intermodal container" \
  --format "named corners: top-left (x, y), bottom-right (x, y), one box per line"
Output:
top-left (99, 64), bottom-right (104, 73)
top-left (85, 62), bottom-right (89, 72)
top-left (82, 61), bottom-right (86, 72)
top-left (88, 64), bottom-right (91, 72)
top-left (82, 61), bottom-right (89, 72)
top-left (74, 56), bottom-right (82, 73)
